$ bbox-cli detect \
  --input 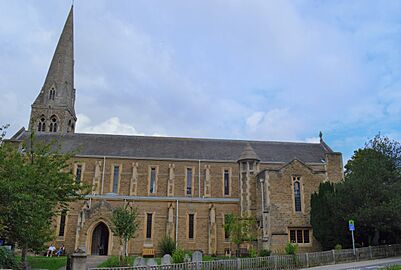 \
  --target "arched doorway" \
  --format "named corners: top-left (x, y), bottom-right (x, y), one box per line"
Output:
top-left (91, 222), bottom-right (109, 255)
